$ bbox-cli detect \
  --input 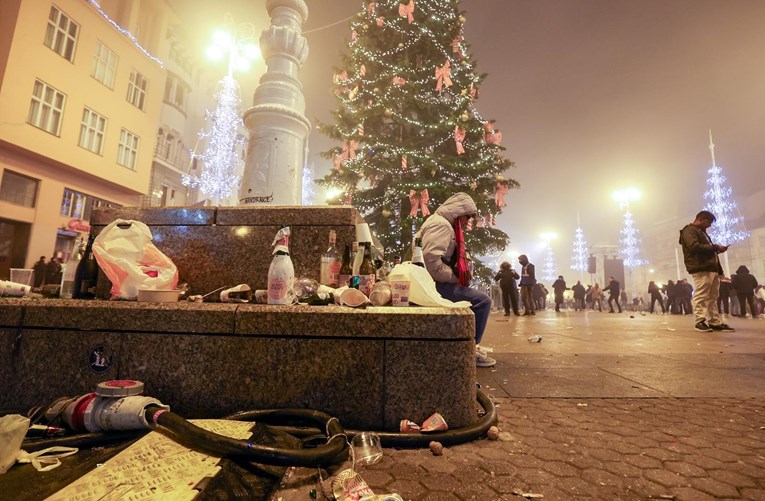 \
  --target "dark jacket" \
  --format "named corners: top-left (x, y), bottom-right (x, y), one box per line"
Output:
top-left (679, 223), bottom-right (722, 274)
top-left (519, 263), bottom-right (536, 286)
top-left (731, 265), bottom-right (758, 295)
top-left (494, 268), bottom-right (520, 290)
top-left (552, 278), bottom-right (567, 294)
top-left (572, 283), bottom-right (586, 299)
top-left (604, 280), bottom-right (620, 297)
